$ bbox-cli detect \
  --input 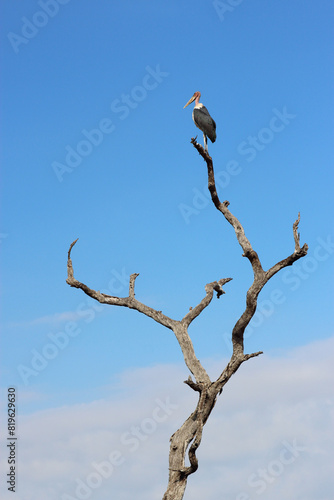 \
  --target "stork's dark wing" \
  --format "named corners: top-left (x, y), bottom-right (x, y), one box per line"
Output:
top-left (193, 106), bottom-right (216, 143)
